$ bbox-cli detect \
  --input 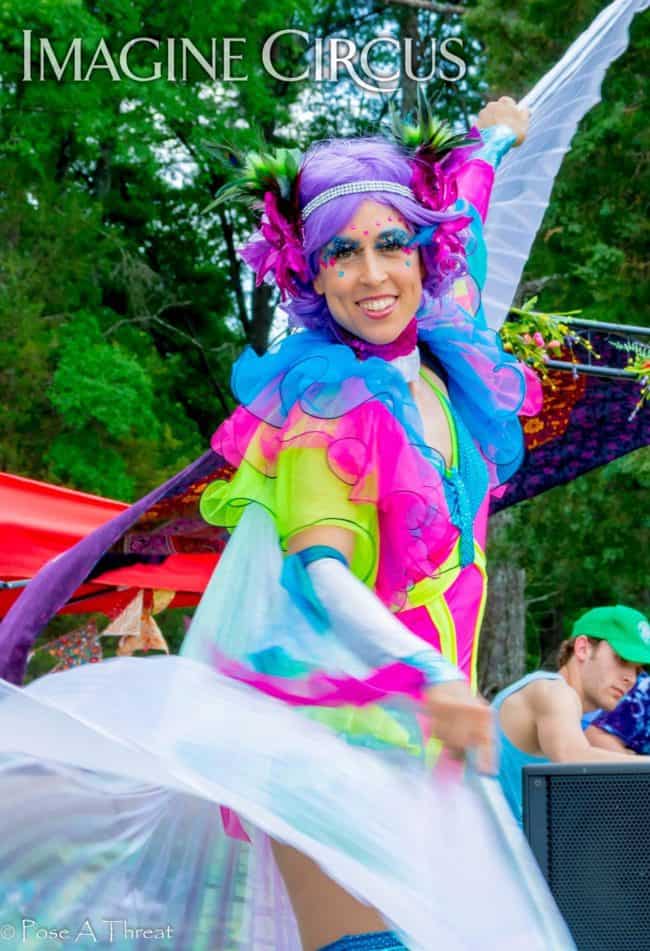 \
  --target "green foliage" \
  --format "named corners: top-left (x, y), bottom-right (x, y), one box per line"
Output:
top-left (489, 448), bottom-right (650, 668)
top-left (50, 311), bottom-right (159, 439)
top-left (572, 242), bottom-right (626, 287)
top-left (0, 0), bottom-right (320, 497)
top-left (469, 0), bottom-right (649, 327)
top-left (0, 179), bottom-right (205, 499)
top-left (47, 430), bottom-right (139, 499)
